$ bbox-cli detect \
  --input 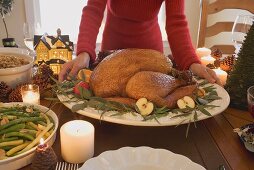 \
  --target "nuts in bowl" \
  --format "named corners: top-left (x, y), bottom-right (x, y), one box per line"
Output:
top-left (0, 48), bottom-right (33, 88)
top-left (0, 55), bottom-right (29, 69)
